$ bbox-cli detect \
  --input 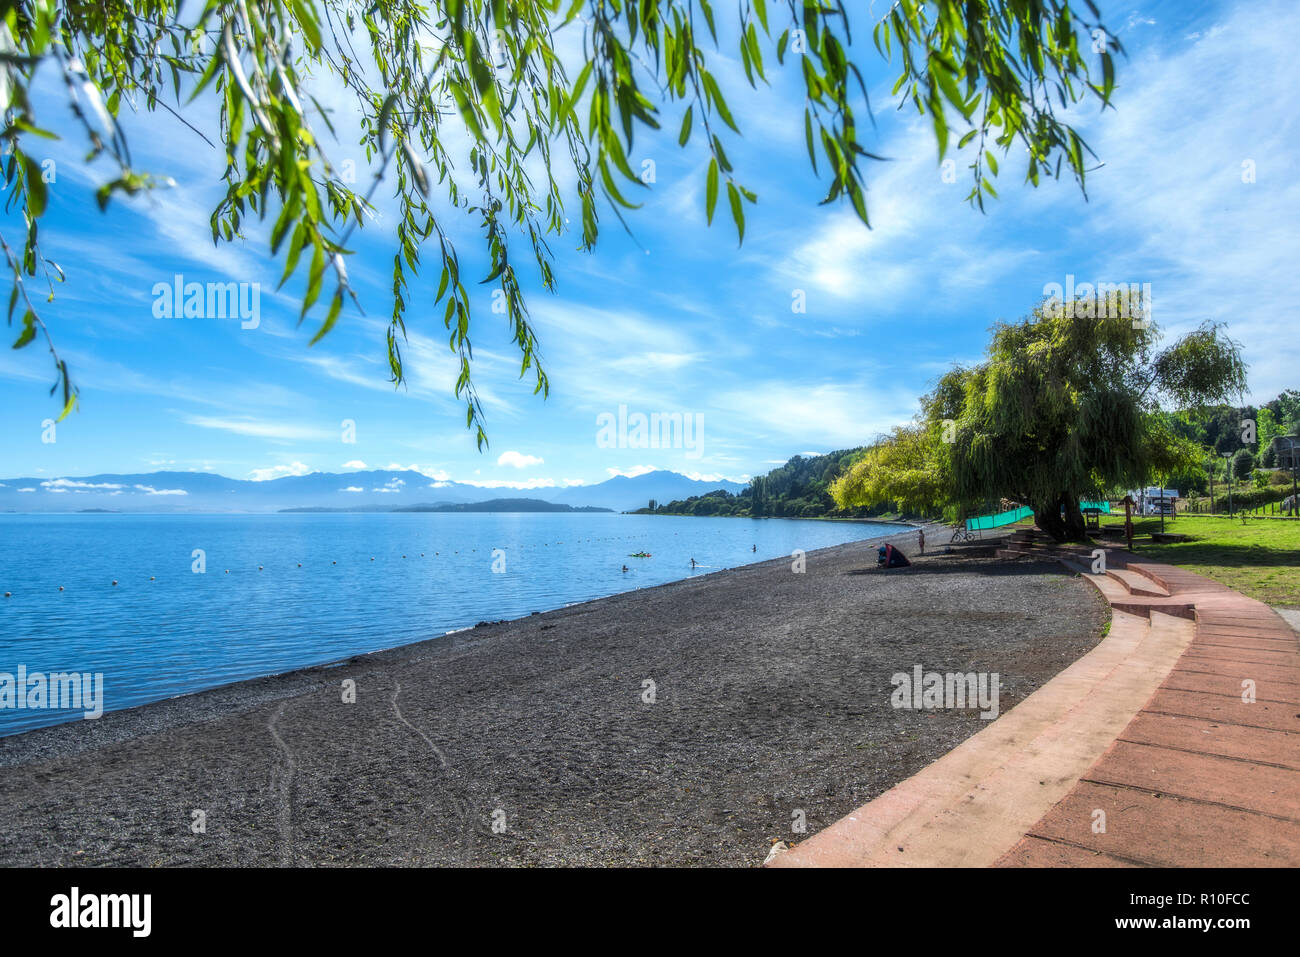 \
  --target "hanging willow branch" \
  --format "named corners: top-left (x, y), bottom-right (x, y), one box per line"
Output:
top-left (1, 0), bottom-right (1121, 440)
